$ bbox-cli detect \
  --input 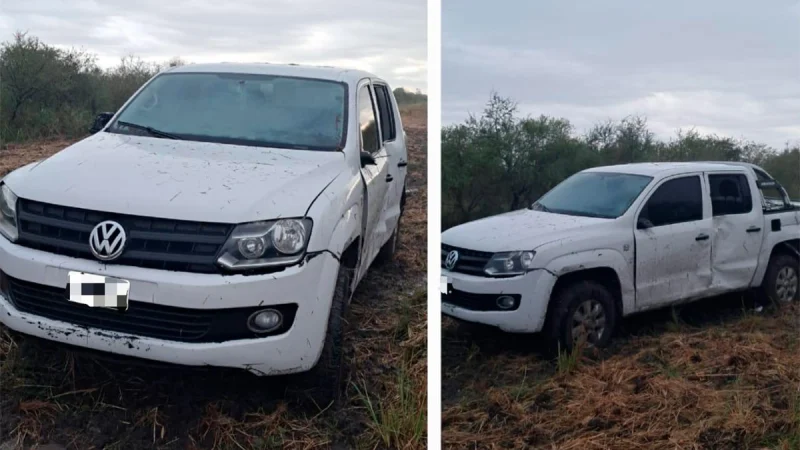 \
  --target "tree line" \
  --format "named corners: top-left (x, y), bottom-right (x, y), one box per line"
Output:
top-left (0, 32), bottom-right (425, 145)
top-left (442, 93), bottom-right (799, 229)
